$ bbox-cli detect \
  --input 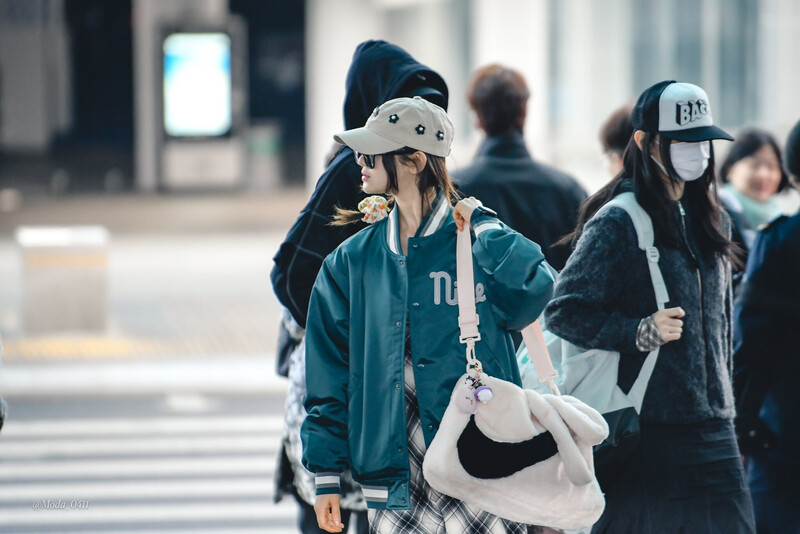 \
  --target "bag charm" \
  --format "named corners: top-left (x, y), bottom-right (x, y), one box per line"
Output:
top-left (455, 369), bottom-right (493, 415)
